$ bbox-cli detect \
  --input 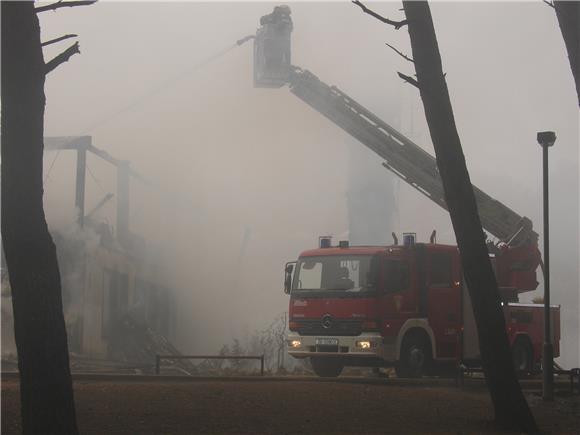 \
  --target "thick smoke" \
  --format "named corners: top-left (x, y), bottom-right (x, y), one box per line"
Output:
top-left (11, 2), bottom-right (575, 368)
